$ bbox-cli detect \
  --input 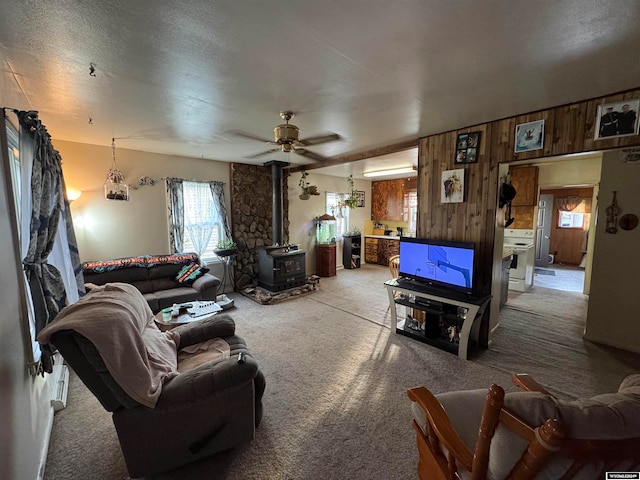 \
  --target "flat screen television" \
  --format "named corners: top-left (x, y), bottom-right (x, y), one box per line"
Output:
top-left (398, 237), bottom-right (475, 294)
